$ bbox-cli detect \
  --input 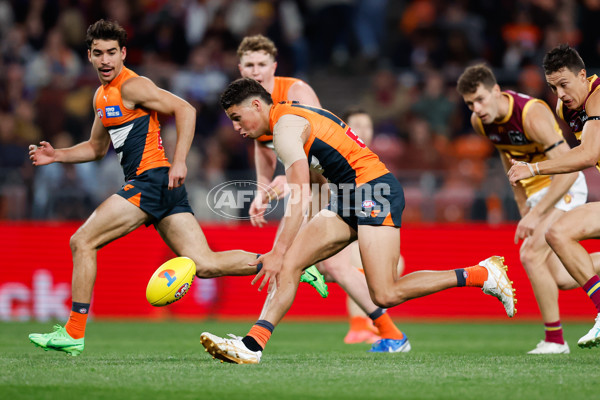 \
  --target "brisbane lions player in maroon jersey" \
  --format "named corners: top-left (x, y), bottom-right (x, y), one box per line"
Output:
top-left (459, 63), bottom-right (600, 354)
top-left (508, 44), bottom-right (600, 349)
